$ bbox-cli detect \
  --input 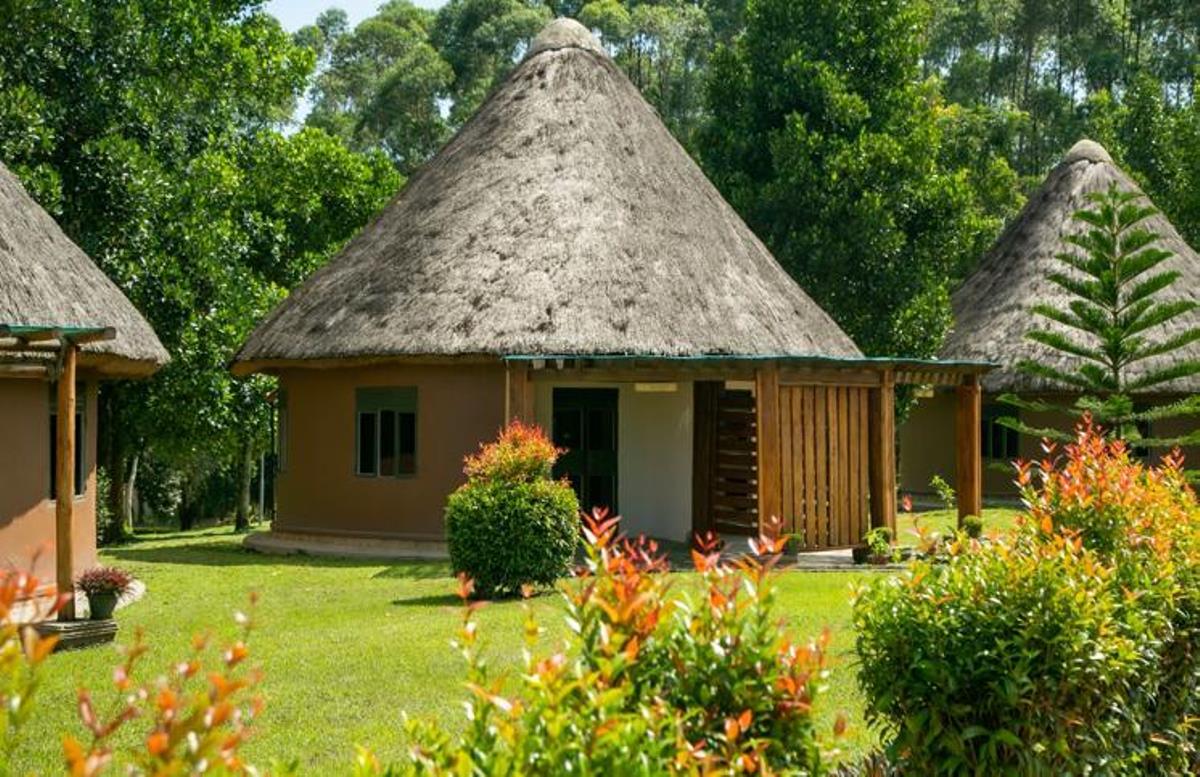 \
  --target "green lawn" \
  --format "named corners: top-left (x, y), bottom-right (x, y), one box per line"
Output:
top-left (12, 528), bottom-right (887, 774)
top-left (897, 506), bottom-right (1023, 540)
